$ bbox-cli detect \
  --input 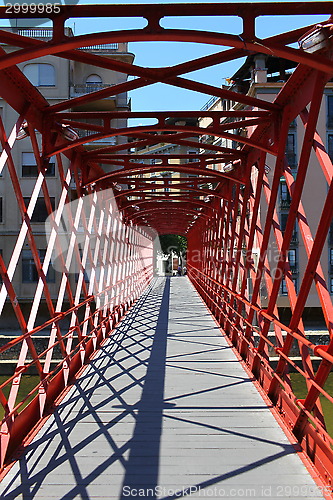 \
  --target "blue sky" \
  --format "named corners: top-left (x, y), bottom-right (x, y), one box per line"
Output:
top-left (1, 0), bottom-right (328, 113)
top-left (68, 0), bottom-right (328, 113)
